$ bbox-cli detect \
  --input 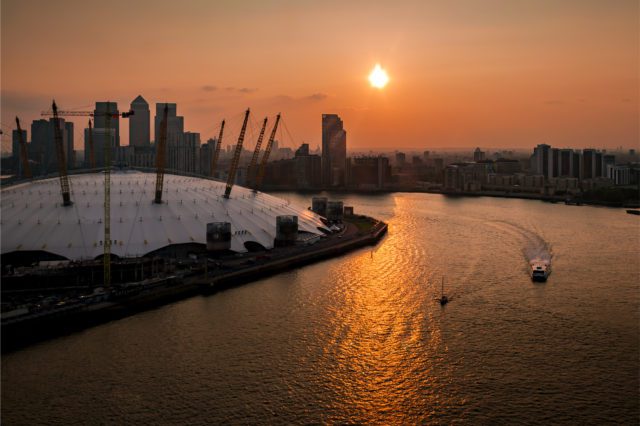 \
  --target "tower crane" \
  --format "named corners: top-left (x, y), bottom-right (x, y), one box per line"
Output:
top-left (42, 101), bottom-right (134, 287)
top-left (254, 113), bottom-right (281, 191)
top-left (15, 117), bottom-right (31, 178)
top-left (224, 109), bottom-right (250, 199)
top-left (210, 120), bottom-right (225, 178)
top-left (248, 117), bottom-right (268, 187)
top-left (154, 104), bottom-right (169, 204)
